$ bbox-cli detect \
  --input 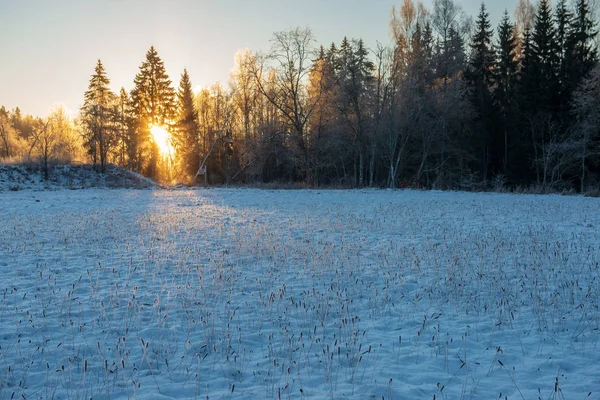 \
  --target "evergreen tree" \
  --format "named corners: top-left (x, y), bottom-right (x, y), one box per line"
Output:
top-left (465, 3), bottom-right (495, 179)
top-left (421, 22), bottom-right (435, 83)
top-left (114, 87), bottom-right (132, 168)
top-left (130, 46), bottom-right (176, 178)
top-left (174, 68), bottom-right (201, 181)
top-left (531, 0), bottom-right (560, 112)
top-left (333, 38), bottom-right (375, 187)
top-left (80, 59), bottom-right (116, 172)
top-left (406, 23), bottom-right (426, 84)
top-left (556, 0), bottom-right (573, 76)
top-left (494, 11), bottom-right (519, 175)
top-left (441, 26), bottom-right (465, 80)
top-left (307, 46), bottom-right (339, 186)
top-left (556, 0), bottom-right (573, 59)
top-left (516, 27), bottom-right (545, 183)
top-left (555, 0), bottom-right (575, 113)
top-left (566, 0), bottom-right (598, 91)
top-left (468, 4), bottom-right (495, 87)
top-left (518, 28), bottom-right (536, 111)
